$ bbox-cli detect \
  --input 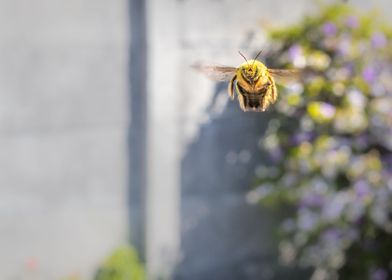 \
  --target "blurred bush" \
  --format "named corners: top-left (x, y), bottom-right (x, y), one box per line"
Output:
top-left (94, 245), bottom-right (145, 280)
top-left (250, 4), bottom-right (392, 279)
